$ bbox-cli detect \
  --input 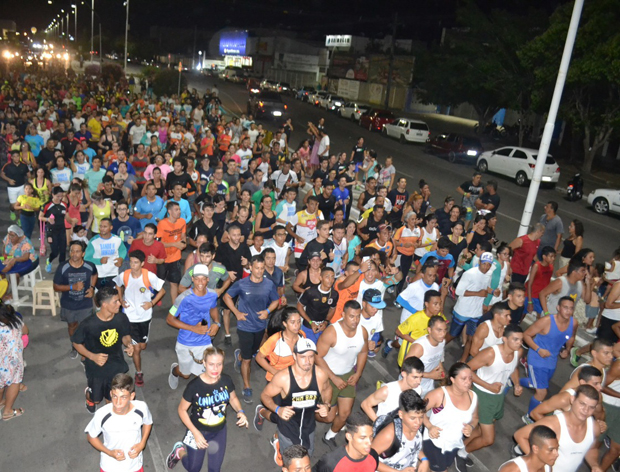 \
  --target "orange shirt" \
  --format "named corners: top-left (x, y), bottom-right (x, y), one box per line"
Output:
top-left (331, 275), bottom-right (363, 323)
top-left (218, 133), bottom-right (231, 152)
top-left (200, 137), bottom-right (214, 156)
top-left (258, 331), bottom-right (306, 381)
top-left (156, 217), bottom-right (186, 262)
